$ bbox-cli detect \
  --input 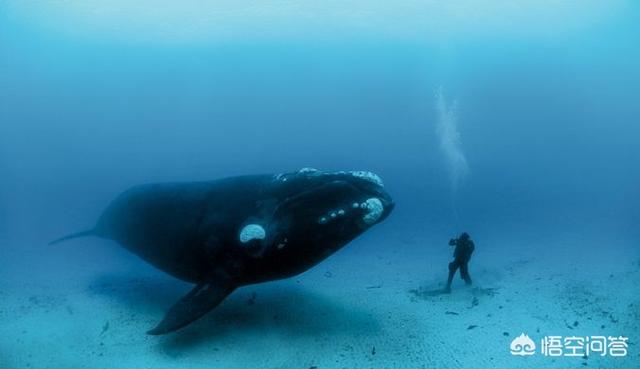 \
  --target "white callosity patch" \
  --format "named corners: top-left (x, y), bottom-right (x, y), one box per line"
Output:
top-left (348, 171), bottom-right (384, 187)
top-left (275, 167), bottom-right (318, 182)
top-left (276, 169), bottom-right (383, 187)
top-left (239, 224), bottom-right (266, 243)
top-left (318, 208), bottom-right (346, 224)
top-left (362, 198), bottom-right (384, 225)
